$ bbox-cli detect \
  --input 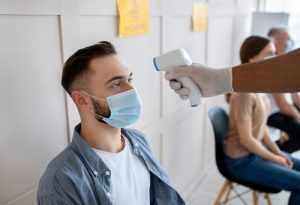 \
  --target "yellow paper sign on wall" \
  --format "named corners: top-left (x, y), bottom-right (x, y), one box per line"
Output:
top-left (117, 0), bottom-right (150, 37)
top-left (193, 2), bottom-right (208, 31)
